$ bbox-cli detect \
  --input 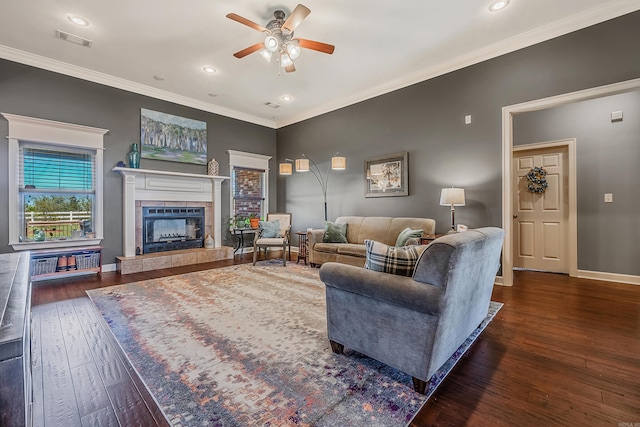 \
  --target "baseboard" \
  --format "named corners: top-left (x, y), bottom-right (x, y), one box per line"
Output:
top-left (494, 275), bottom-right (509, 286)
top-left (102, 263), bottom-right (116, 272)
top-left (577, 269), bottom-right (640, 286)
